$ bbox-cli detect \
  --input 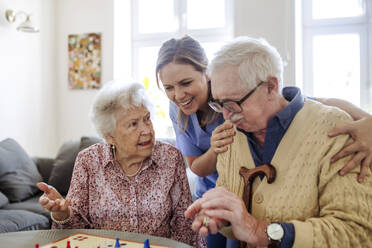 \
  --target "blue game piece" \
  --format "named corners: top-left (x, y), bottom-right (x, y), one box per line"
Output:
top-left (143, 238), bottom-right (150, 248)
top-left (115, 237), bottom-right (120, 248)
